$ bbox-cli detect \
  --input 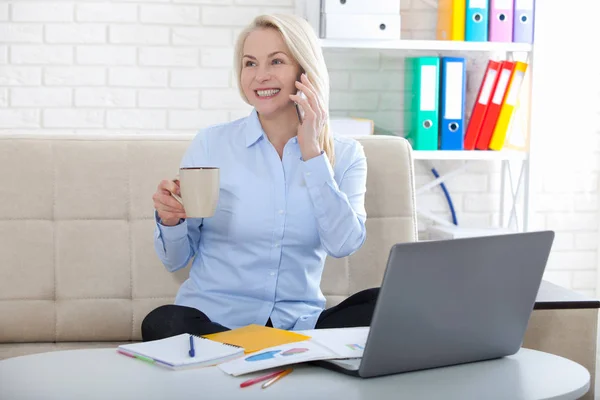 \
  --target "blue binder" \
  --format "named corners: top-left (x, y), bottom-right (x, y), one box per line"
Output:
top-left (465, 0), bottom-right (489, 41)
top-left (439, 57), bottom-right (466, 150)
